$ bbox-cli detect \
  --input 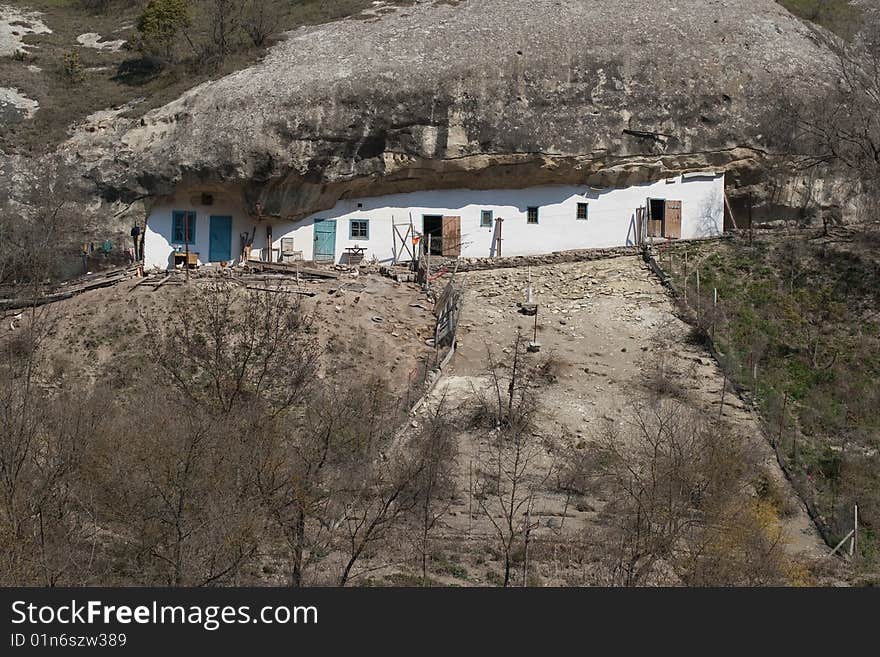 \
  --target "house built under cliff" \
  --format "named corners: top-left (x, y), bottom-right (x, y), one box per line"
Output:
top-left (142, 174), bottom-right (725, 270)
